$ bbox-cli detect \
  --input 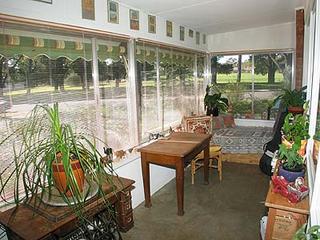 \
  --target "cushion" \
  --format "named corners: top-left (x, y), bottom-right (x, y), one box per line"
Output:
top-left (212, 116), bottom-right (224, 129)
top-left (212, 126), bottom-right (273, 153)
top-left (183, 116), bottom-right (212, 134)
top-left (222, 114), bottom-right (236, 128)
